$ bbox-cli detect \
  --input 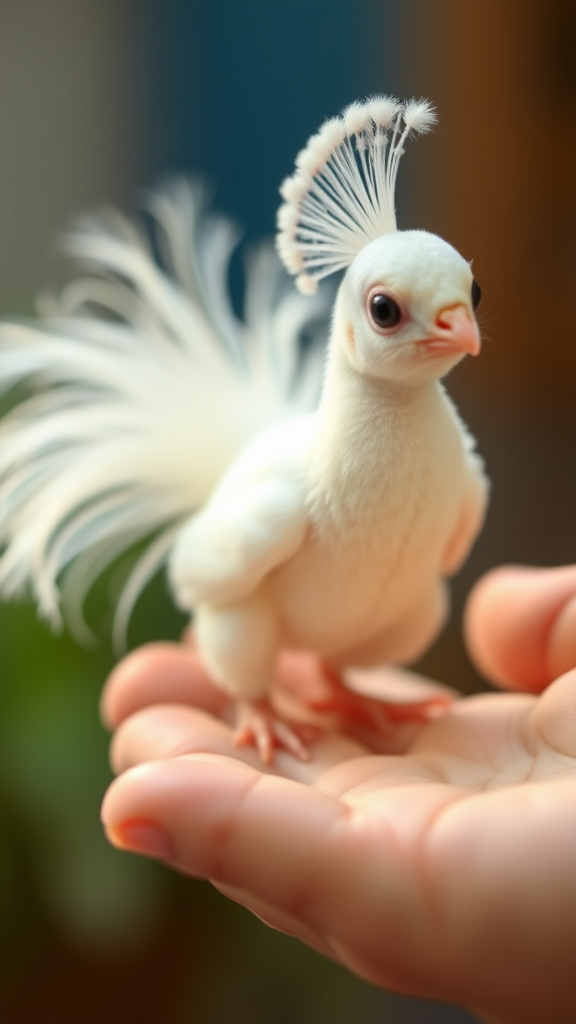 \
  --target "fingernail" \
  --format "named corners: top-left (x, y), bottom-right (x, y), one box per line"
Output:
top-left (108, 818), bottom-right (175, 861)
